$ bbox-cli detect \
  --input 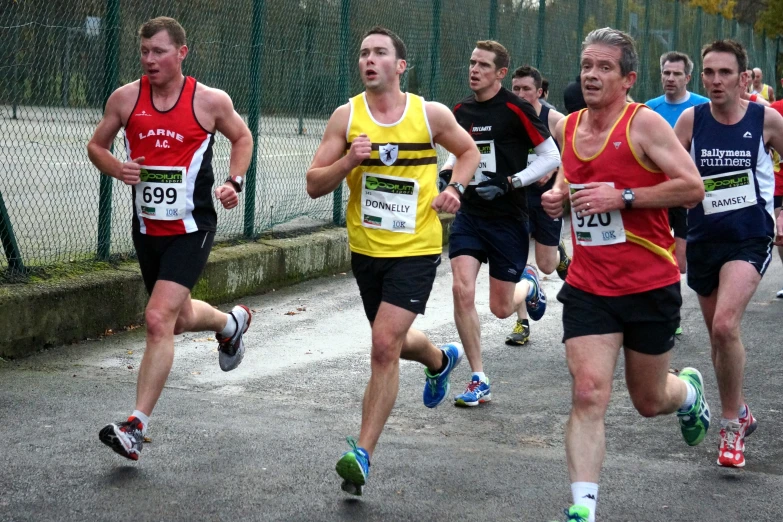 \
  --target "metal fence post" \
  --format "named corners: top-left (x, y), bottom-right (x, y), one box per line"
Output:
top-left (641, 0), bottom-right (652, 101)
top-left (672, 0), bottom-right (680, 51)
top-left (576, 0), bottom-right (586, 70)
top-left (615, 0), bottom-right (623, 31)
top-left (731, 19), bottom-right (738, 40)
top-left (12, 2), bottom-right (19, 120)
top-left (429, 0), bottom-right (441, 102)
top-left (298, 20), bottom-right (314, 136)
top-left (0, 190), bottom-right (25, 274)
top-left (245, 0), bottom-right (265, 238)
top-left (489, 0), bottom-right (498, 40)
top-left (535, 0), bottom-right (546, 69)
top-left (334, 0), bottom-right (351, 226)
top-left (97, 0), bottom-right (120, 260)
top-left (692, 8), bottom-right (703, 92)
